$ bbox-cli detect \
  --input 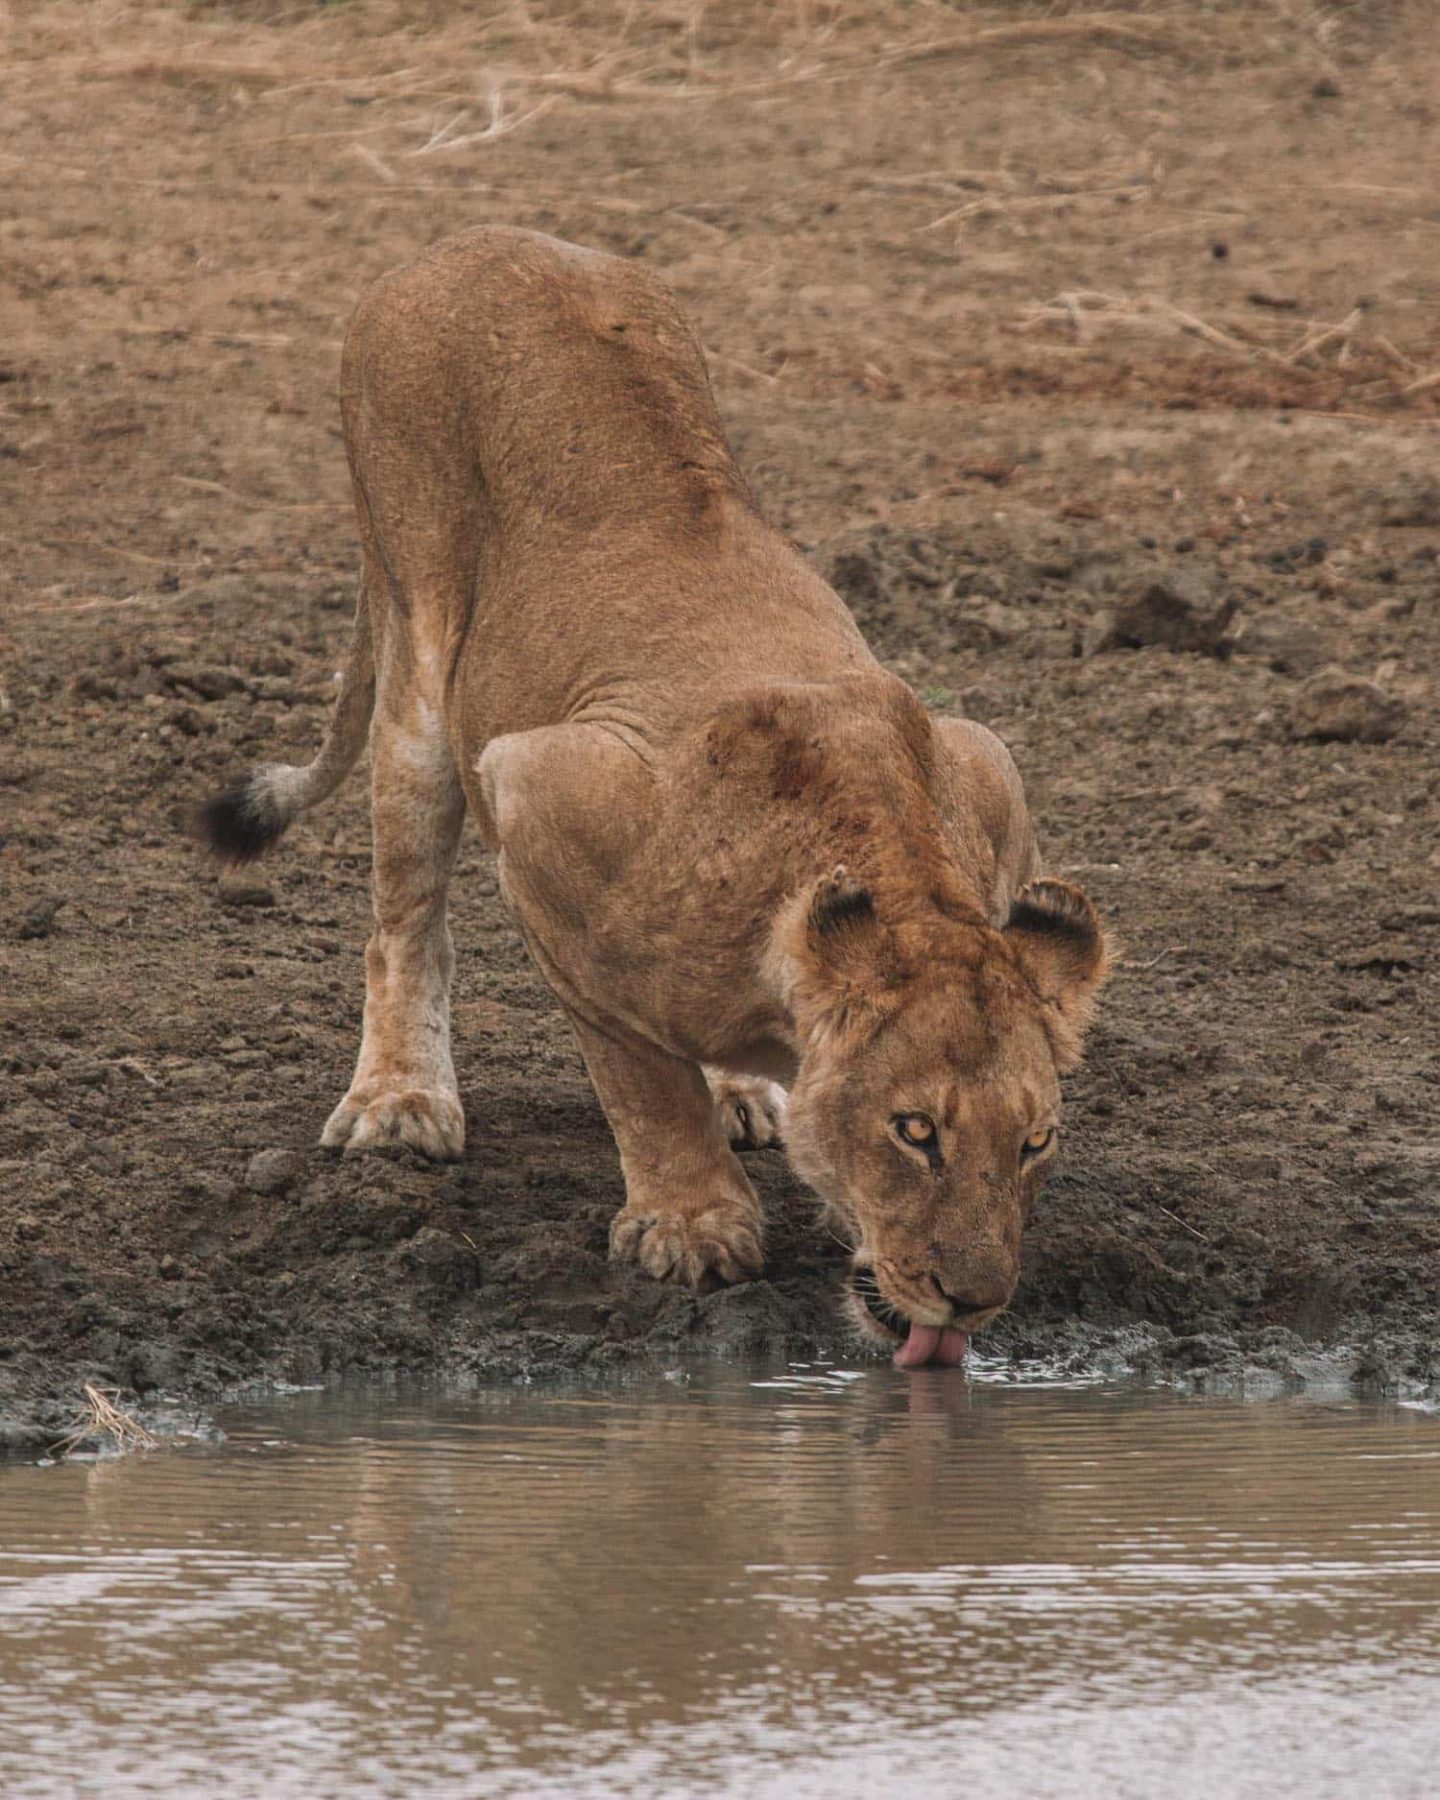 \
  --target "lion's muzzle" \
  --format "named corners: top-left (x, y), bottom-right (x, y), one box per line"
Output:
top-left (848, 1263), bottom-right (972, 1370)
